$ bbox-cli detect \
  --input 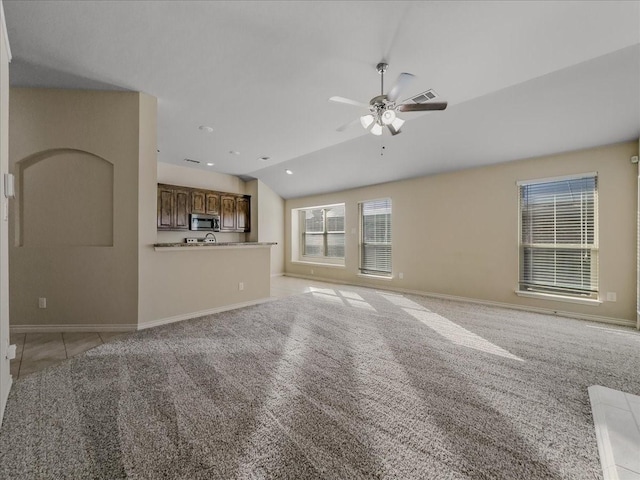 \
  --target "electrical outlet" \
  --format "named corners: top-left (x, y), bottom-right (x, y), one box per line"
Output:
top-left (238, 282), bottom-right (244, 291)
top-left (38, 297), bottom-right (47, 309)
top-left (311, 269), bottom-right (314, 275)
top-left (606, 292), bottom-right (617, 302)
top-left (399, 272), bottom-right (404, 280)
